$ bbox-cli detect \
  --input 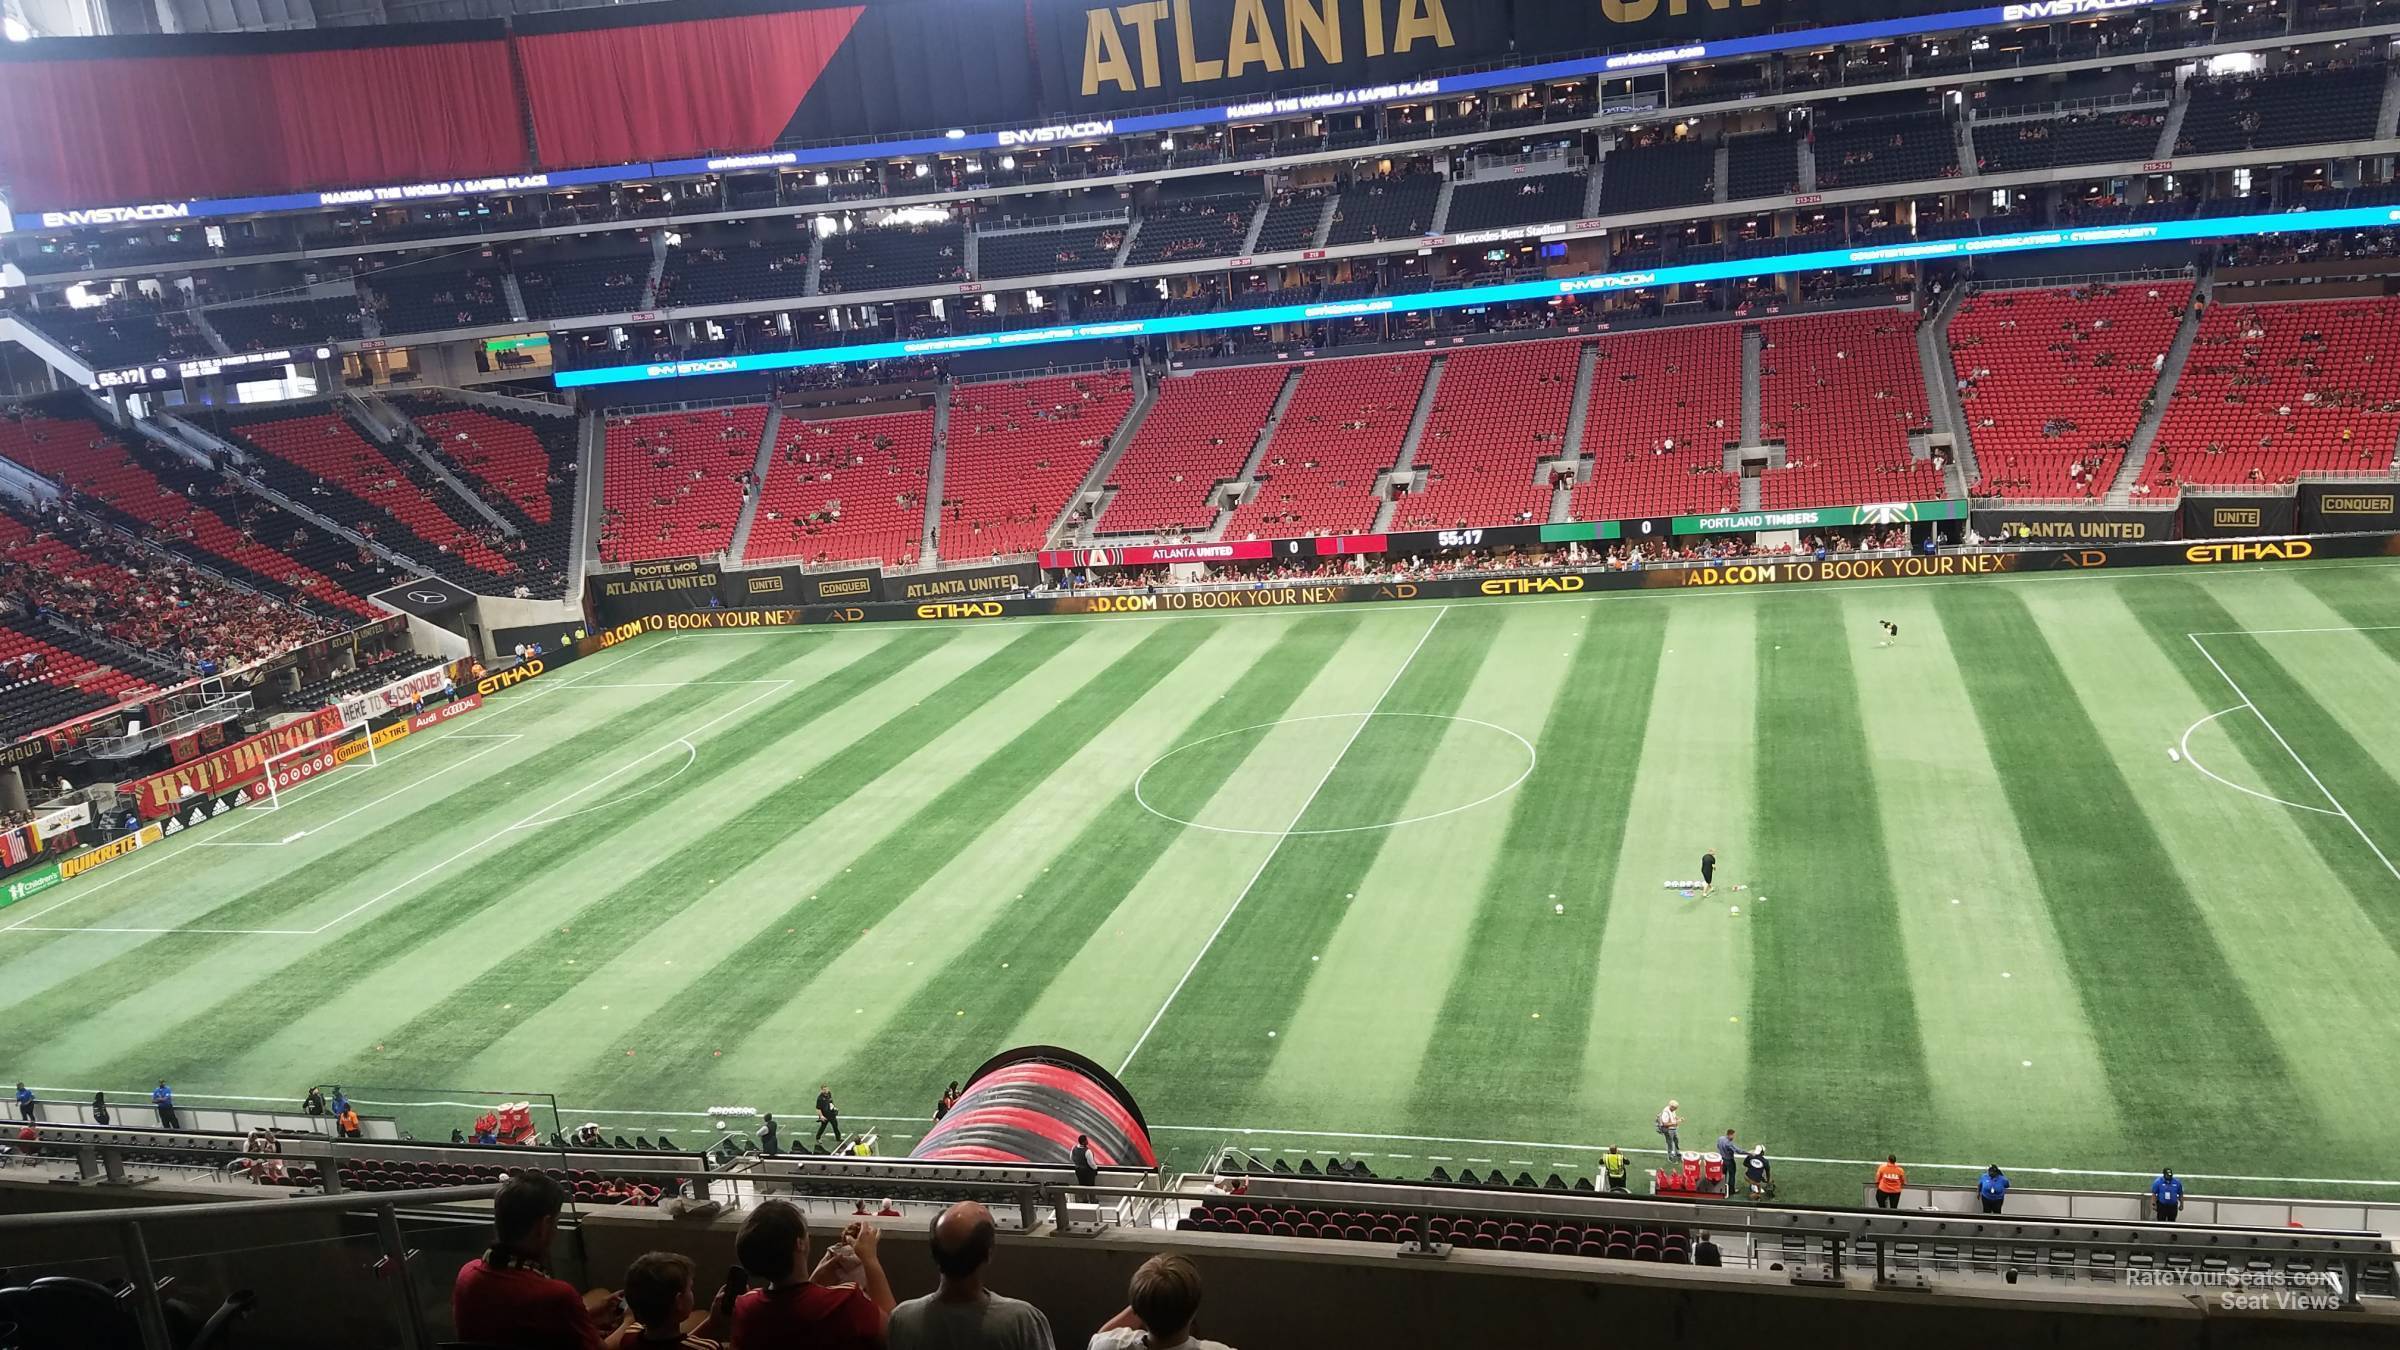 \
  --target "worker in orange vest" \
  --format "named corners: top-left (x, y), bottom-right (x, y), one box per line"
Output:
top-left (1873, 1155), bottom-right (1906, 1210)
